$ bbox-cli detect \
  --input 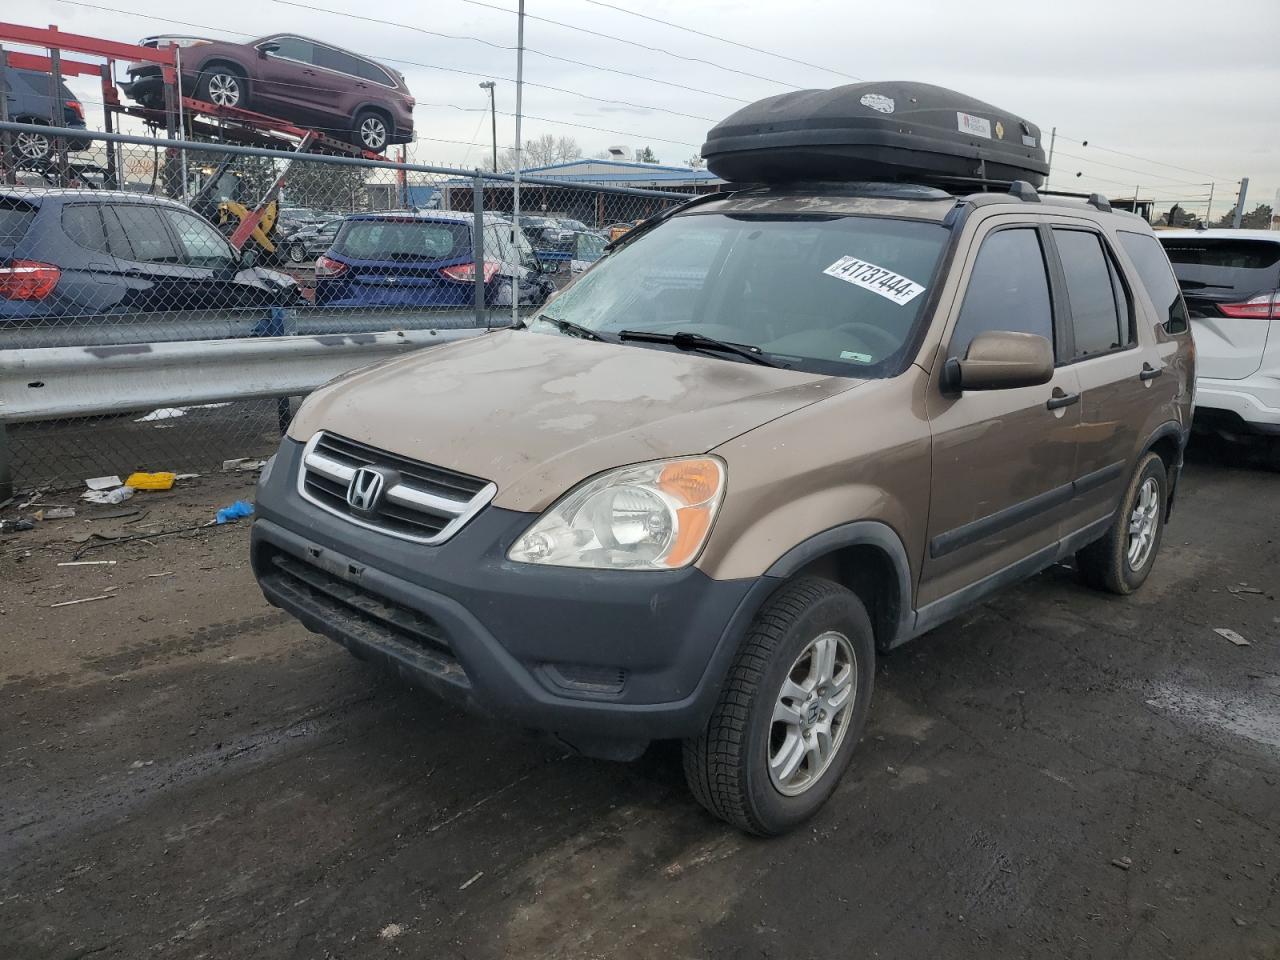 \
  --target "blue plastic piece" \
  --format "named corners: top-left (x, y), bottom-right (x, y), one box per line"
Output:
top-left (215, 500), bottom-right (256, 525)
